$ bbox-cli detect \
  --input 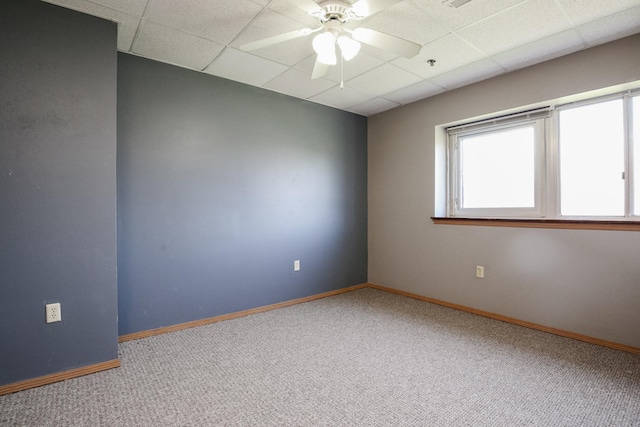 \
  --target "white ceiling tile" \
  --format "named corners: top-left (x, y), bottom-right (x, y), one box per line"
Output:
top-left (132, 21), bottom-right (225, 70)
top-left (325, 52), bottom-right (386, 83)
top-left (267, 0), bottom-right (322, 27)
top-left (91, 0), bottom-right (148, 15)
top-left (309, 85), bottom-right (373, 110)
top-left (144, 0), bottom-right (263, 45)
top-left (393, 33), bottom-right (485, 78)
top-left (457, 0), bottom-right (574, 55)
top-left (556, 0), bottom-right (640, 26)
top-left (204, 48), bottom-right (288, 86)
top-left (492, 29), bottom-right (585, 71)
top-left (48, 0), bottom-right (148, 16)
top-left (293, 53), bottom-right (319, 73)
top-left (264, 68), bottom-right (337, 99)
top-left (358, 2), bottom-right (449, 45)
top-left (383, 79), bottom-right (446, 104)
top-left (357, 42), bottom-right (401, 62)
top-left (244, 36), bottom-right (315, 66)
top-left (232, 9), bottom-right (309, 47)
top-left (42, 0), bottom-right (140, 50)
top-left (231, 10), bottom-right (315, 66)
top-left (429, 57), bottom-right (504, 90)
top-left (347, 63), bottom-right (423, 96)
top-left (348, 97), bottom-right (400, 116)
top-left (577, 5), bottom-right (640, 47)
top-left (409, 0), bottom-right (529, 32)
